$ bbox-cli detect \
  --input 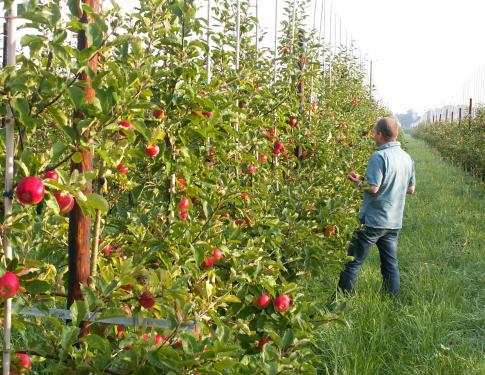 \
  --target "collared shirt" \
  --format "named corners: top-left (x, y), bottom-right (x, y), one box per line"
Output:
top-left (358, 141), bottom-right (415, 229)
